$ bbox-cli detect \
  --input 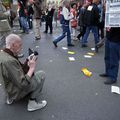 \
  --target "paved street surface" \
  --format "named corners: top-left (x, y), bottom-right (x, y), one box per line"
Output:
top-left (0, 23), bottom-right (120, 120)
